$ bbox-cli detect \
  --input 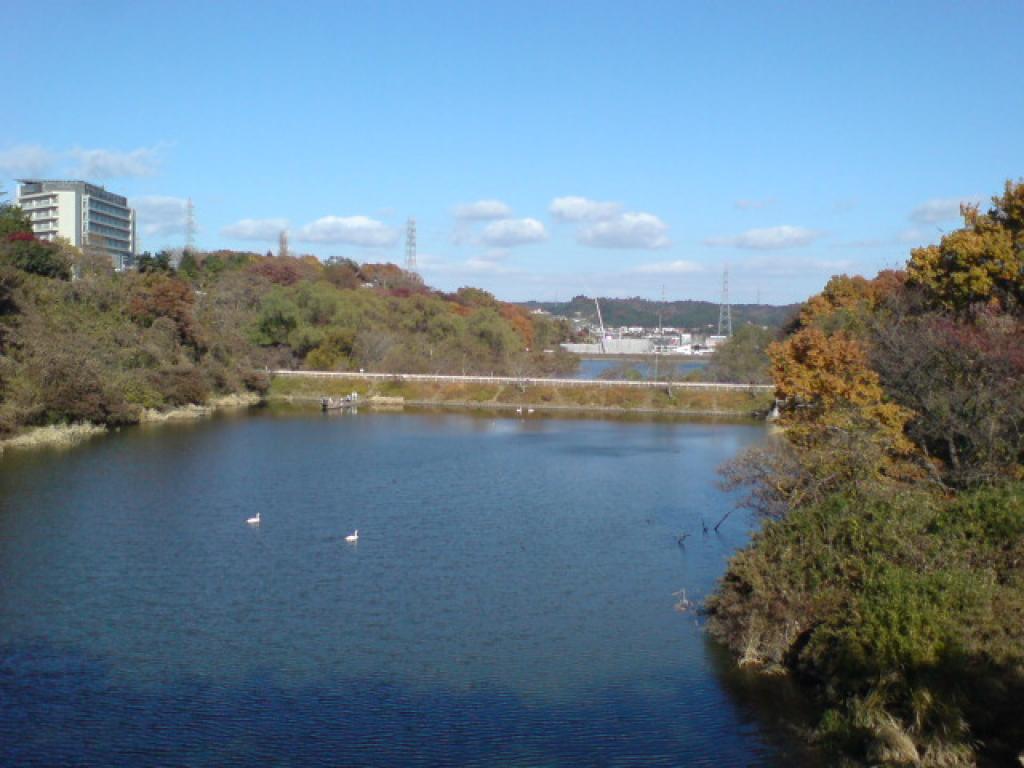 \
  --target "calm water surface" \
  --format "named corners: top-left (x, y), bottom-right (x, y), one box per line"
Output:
top-left (574, 358), bottom-right (708, 380)
top-left (0, 408), bottom-right (816, 766)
